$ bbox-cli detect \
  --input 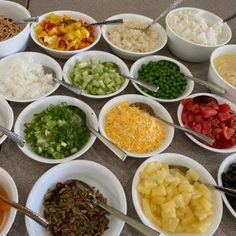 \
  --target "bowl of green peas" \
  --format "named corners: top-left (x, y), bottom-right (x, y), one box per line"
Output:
top-left (130, 55), bottom-right (194, 102)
